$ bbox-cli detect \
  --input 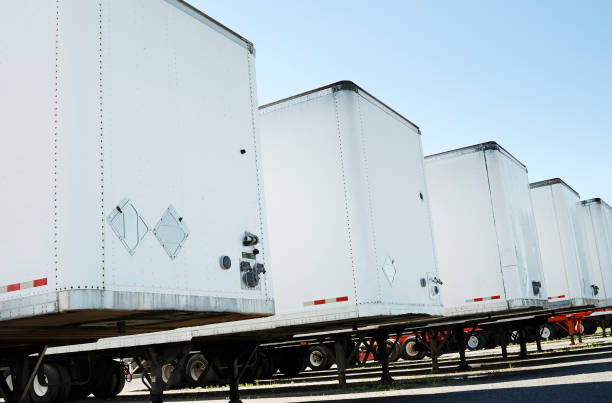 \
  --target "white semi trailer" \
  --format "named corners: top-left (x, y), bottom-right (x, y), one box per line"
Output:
top-left (425, 142), bottom-right (547, 316)
top-left (259, 81), bottom-right (443, 321)
top-left (0, 1), bottom-right (272, 402)
top-left (576, 198), bottom-right (612, 308)
top-left (530, 178), bottom-right (599, 309)
top-left (37, 82), bottom-right (445, 402)
top-left (414, 142), bottom-right (549, 358)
